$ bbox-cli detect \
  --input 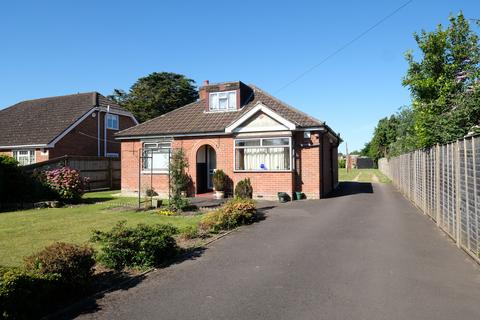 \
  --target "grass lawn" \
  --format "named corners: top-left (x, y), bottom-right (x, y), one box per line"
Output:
top-left (339, 168), bottom-right (390, 183)
top-left (0, 191), bottom-right (202, 267)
